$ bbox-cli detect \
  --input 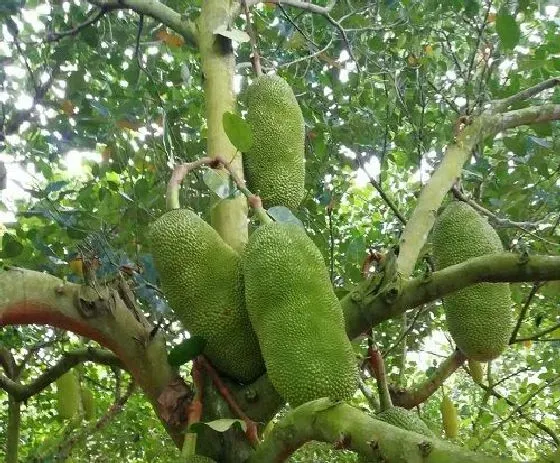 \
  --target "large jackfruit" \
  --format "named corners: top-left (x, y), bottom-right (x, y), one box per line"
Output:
top-left (376, 407), bottom-right (434, 438)
top-left (431, 201), bottom-right (512, 361)
top-left (55, 371), bottom-right (82, 420)
top-left (441, 395), bottom-right (458, 438)
top-left (244, 75), bottom-right (305, 210)
top-left (243, 222), bottom-right (358, 406)
top-left (148, 209), bottom-right (264, 383)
